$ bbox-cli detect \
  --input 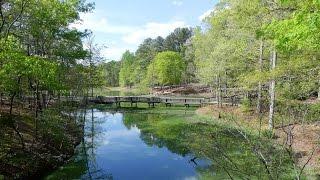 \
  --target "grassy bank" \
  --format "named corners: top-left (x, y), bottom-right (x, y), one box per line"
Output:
top-left (196, 105), bottom-right (320, 178)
